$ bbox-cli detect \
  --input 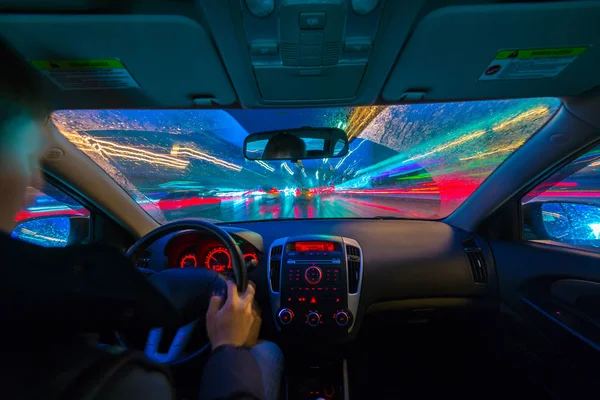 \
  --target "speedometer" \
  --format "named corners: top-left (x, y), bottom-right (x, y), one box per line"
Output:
top-left (205, 247), bottom-right (231, 273)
